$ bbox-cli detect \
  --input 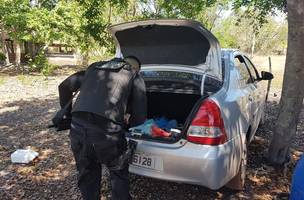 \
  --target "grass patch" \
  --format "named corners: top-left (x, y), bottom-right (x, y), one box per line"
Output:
top-left (17, 75), bottom-right (34, 85)
top-left (0, 76), bottom-right (6, 86)
top-left (16, 75), bottom-right (47, 86)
